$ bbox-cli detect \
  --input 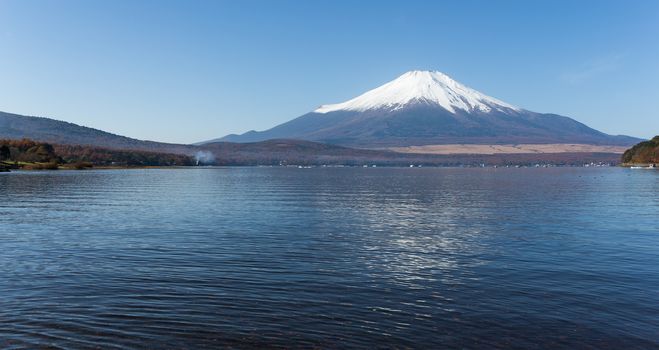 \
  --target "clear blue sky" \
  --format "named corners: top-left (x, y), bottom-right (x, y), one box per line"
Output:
top-left (1, 0), bottom-right (657, 143)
